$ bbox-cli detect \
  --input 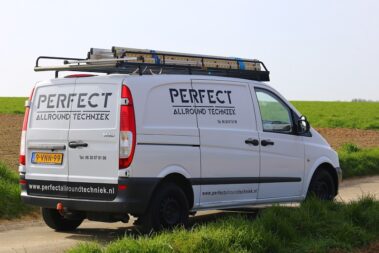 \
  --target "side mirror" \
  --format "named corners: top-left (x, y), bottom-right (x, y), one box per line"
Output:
top-left (297, 115), bottom-right (310, 134)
